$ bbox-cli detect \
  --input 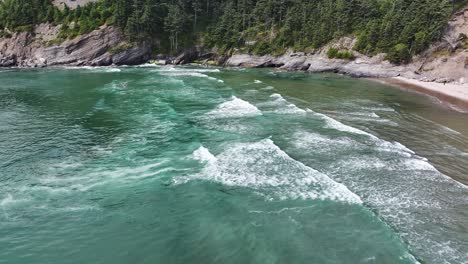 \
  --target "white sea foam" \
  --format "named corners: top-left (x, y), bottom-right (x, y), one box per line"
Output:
top-left (134, 63), bottom-right (157, 67)
top-left (181, 139), bottom-right (362, 204)
top-left (160, 71), bottom-right (224, 82)
top-left (38, 160), bottom-right (170, 193)
top-left (292, 131), bottom-right (361, 153)
top-left (401, 159), bottom-right (437, 171)
top-left (193, 146), bottom-right (217, 163)
top-left (337, 157), bottom-right (388, 171)
top-left (153, 66), bottom-right (221, 73)
top-left (64, 66), bottom-right (121, 72)
top-left (258, 93), bottom-right (307, 114)
top-left (261, 86), bottom-right (275, 90)
top-left (206, 96), bottom-right (262, 118)
top-left (104, 68), bottom-right (121, 72)
top-left (254, 80), bottom-right (263, 84)
top-left (308, 109), bottom-right (377, 139)
top-left (376, 141), bottom-right (415, 157)
top-left (0, 194), bottom-right (29, 207)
